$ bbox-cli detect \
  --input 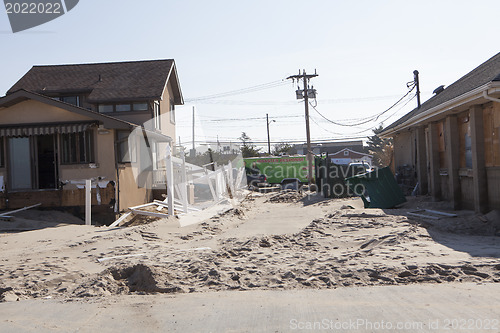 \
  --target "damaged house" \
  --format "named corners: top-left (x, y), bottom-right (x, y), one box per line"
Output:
top-left (381, 52), bottom-right (500, 213)
top-left (0, 59), bottom-right (183, 219)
